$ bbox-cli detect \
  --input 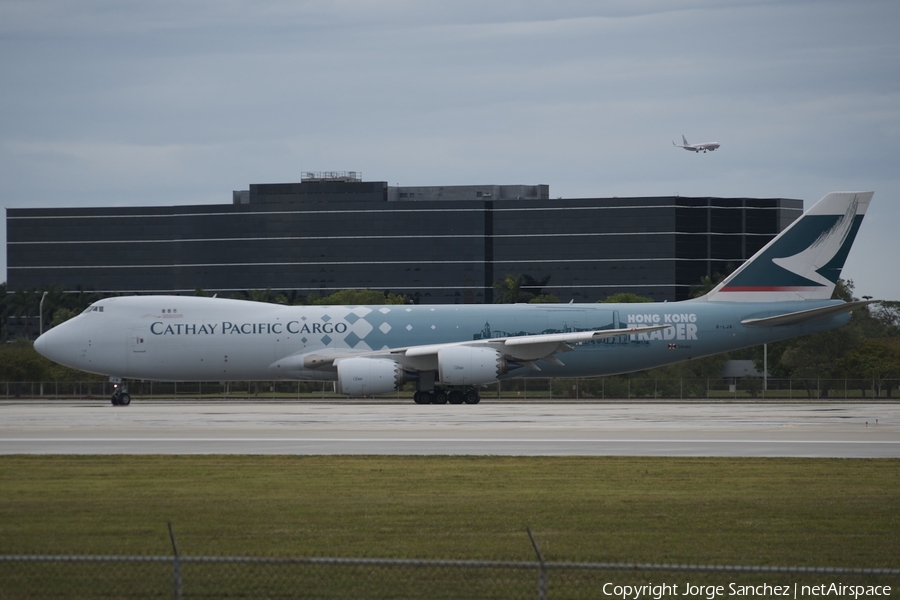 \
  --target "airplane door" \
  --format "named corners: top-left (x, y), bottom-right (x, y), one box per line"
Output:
top-left (124, 328), bottom-right (152, 375)
top-left (129, 329), bottom-right (147, 353)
